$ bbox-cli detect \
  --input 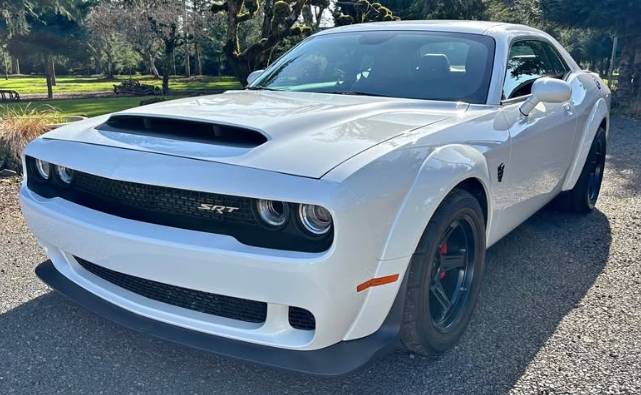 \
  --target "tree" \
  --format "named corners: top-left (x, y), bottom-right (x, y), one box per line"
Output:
top-left (540, 0), bottom-right (641, 105)
top-left (6, 9), bottom-right (87, 98)
top-left (116, 1), bottom-right (163, 79)
top-left (210, 0), bottom-right (397, 85)
top-left (0, 0), bottom-right (73, 35)
top-left (117, 0), bottom-right (192, 90)
top-left (143, 0), bottom-right (191, 94)
top-left (85, 2), bottom-right (122, 78)
top-left (189, 0), bottom-right (220, 75)
top-left (1, 0), bottom-right (76, 79)
top-left (424, 0), bottom-right (487, 20)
